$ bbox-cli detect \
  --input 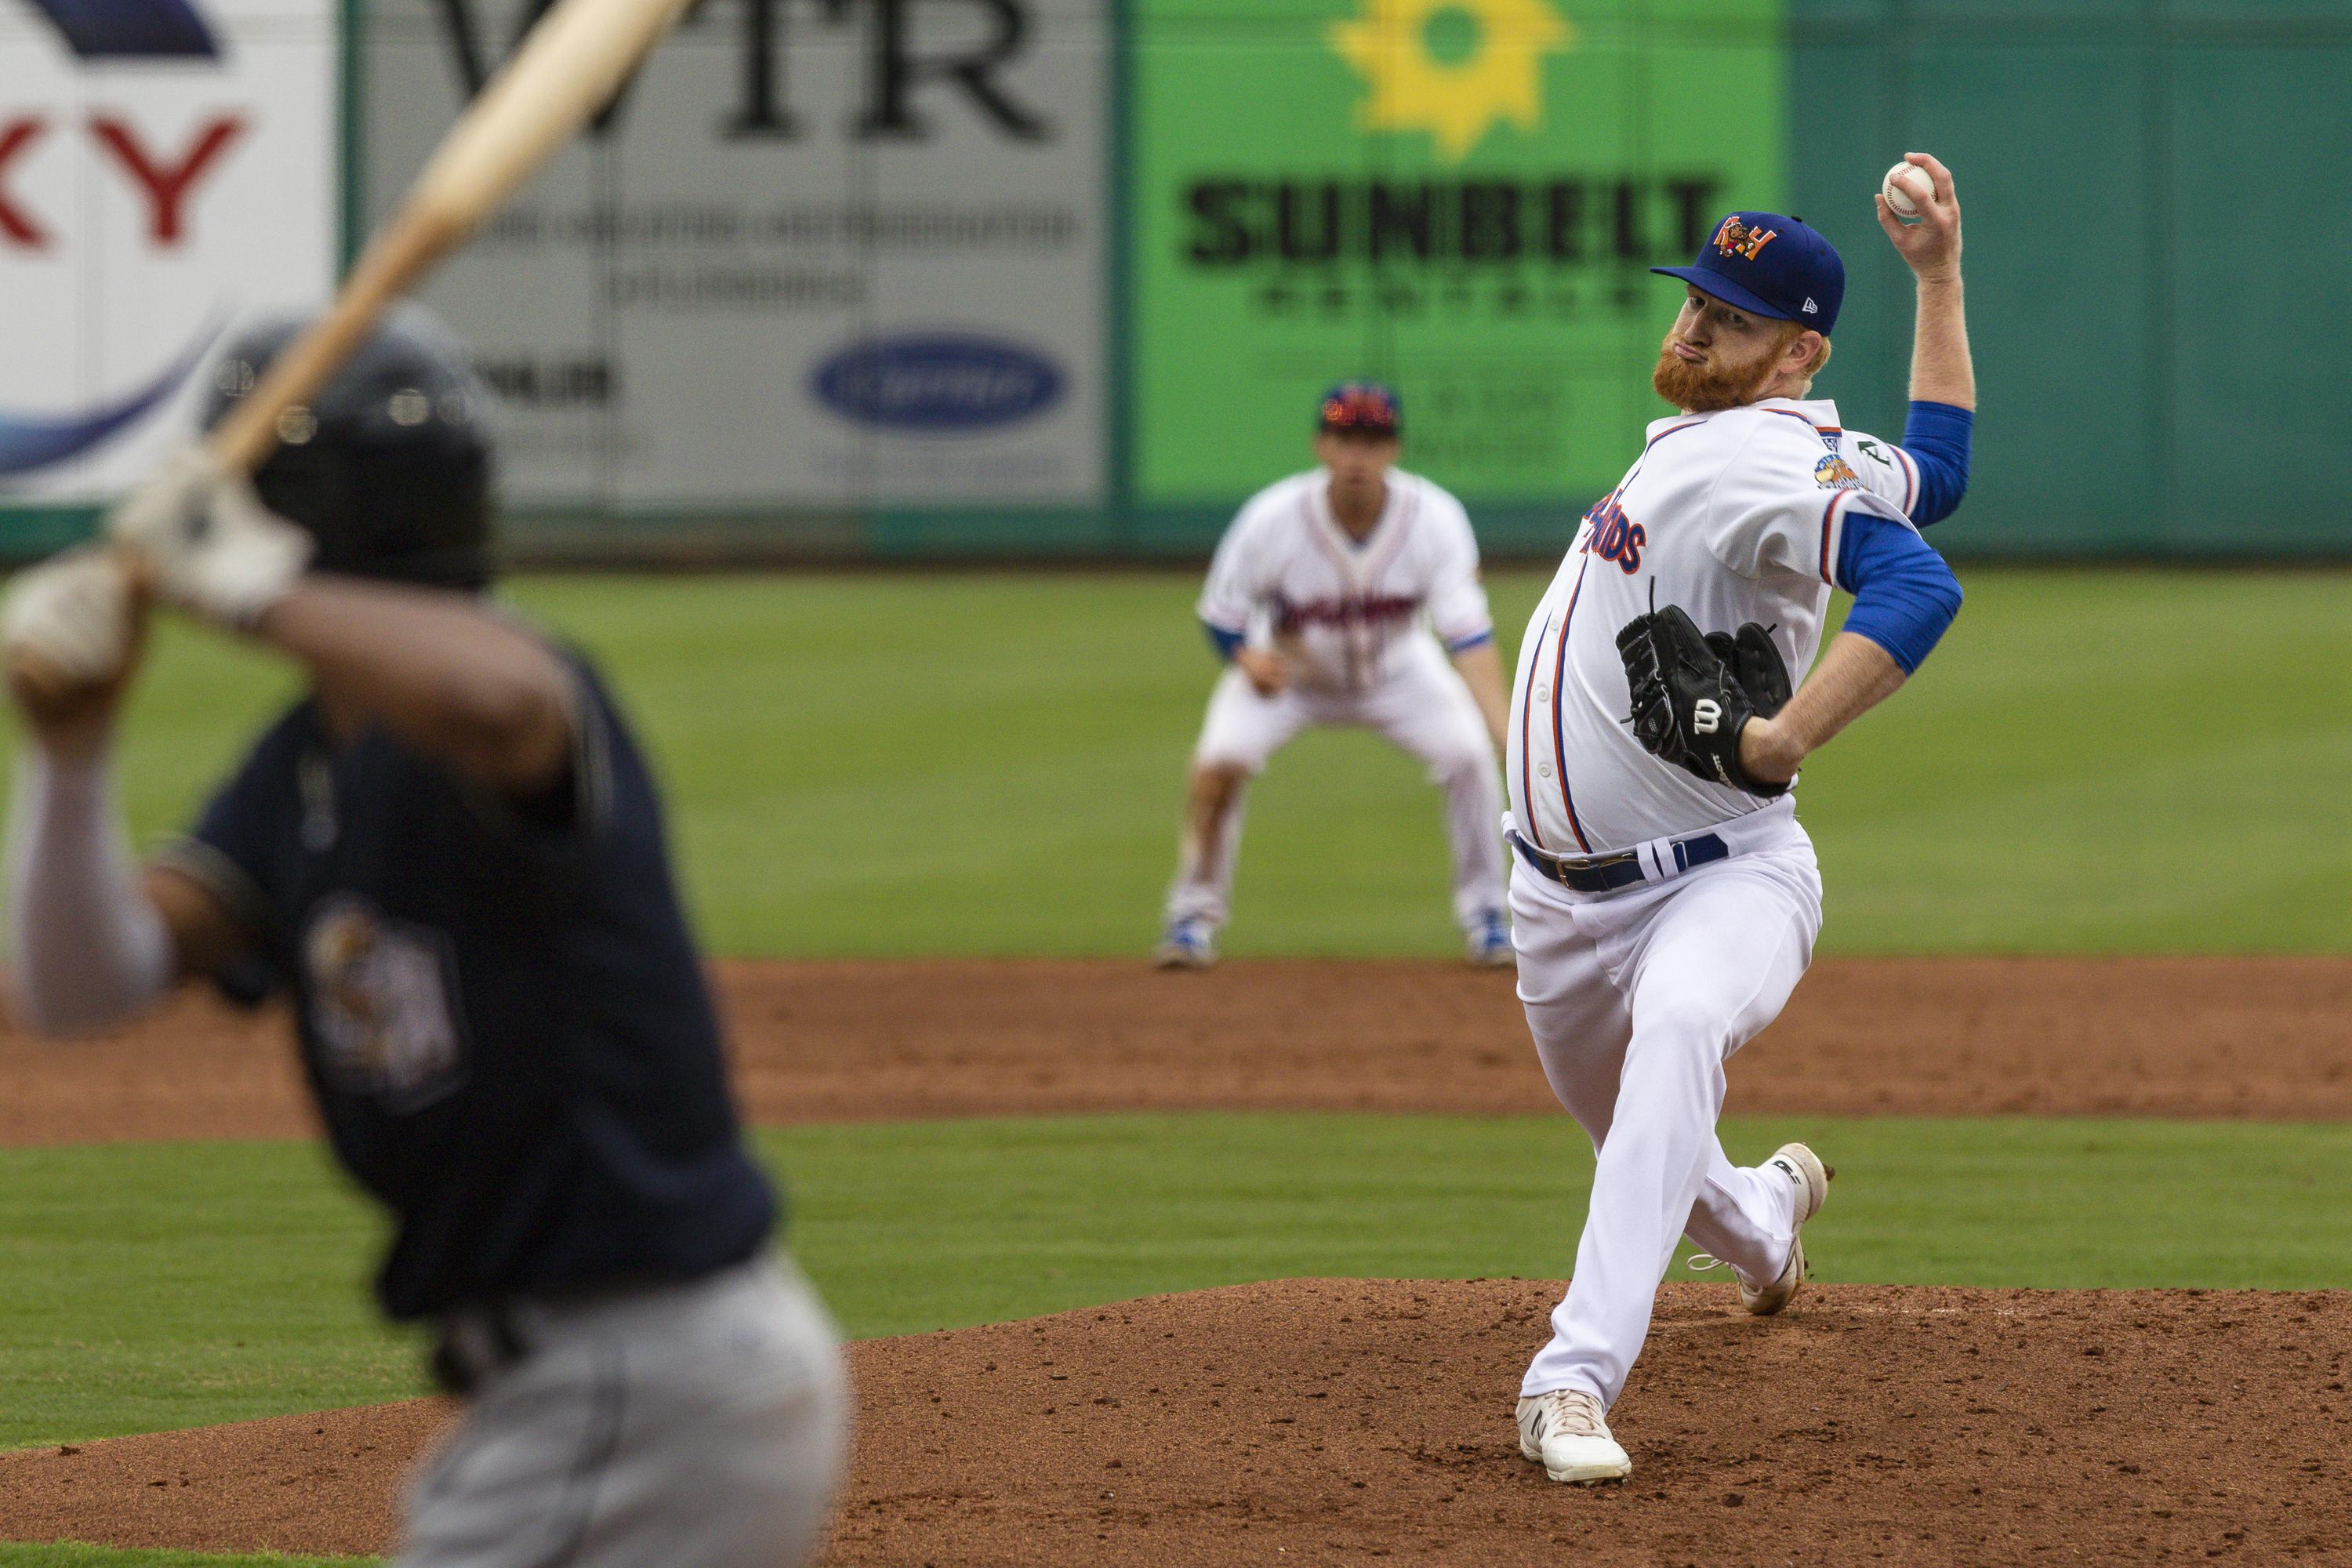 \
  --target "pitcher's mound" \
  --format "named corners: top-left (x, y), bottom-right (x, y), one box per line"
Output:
top-left (6, 1280), bottom-right (2349, 1566)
